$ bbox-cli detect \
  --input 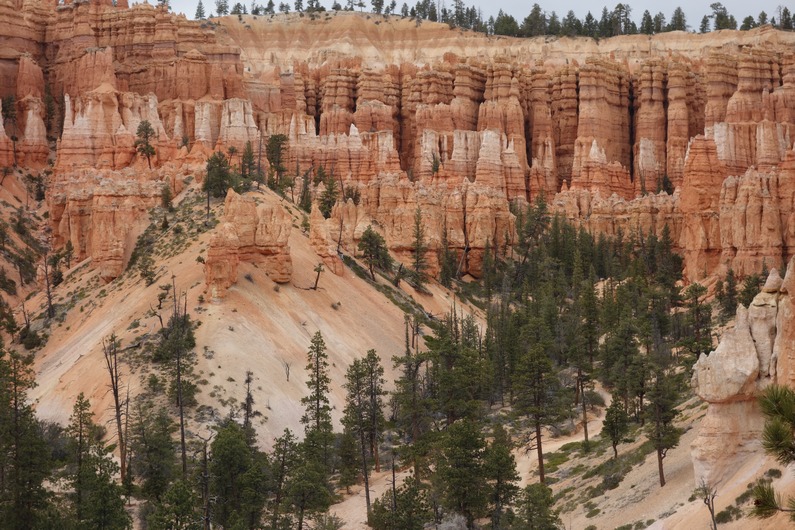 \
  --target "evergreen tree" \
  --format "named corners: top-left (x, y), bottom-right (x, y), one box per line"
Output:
top-left (561, 10), bottom-right (582, 36)
top-left (741, 16), bottom-right (756, 30)
top-left (520, 3), bottom-right (546, 36)
top-left (135, 120), bottom-right (157, 169)
top-left (411, 205), bottom-right (428, 286)
top-left (781, 7), bottom-right (793, 30)
top-left (298, 169), bottom-right (312, 212)
top-left (751, 385), bottom-right (795, 521)
top-left (209, 420), bottom-right (269, 528)
top-left (216, 0), bottom-right (229, 15)
top-left (546, 11), bottom-right (561, 34)
top-left (0, 350), bottom-right (53, 528)
top-left (493, 10), bottom-right (519, 36)
top-left (645, 367), bottom-right (681, 487)
top-left (300, 332), bottom-right (334, 468)
top-left (130, 405), bottom-right (176, 501)
top-left (358, 225), bottom-right (393, 280)
top-left (392, 321), bottom-right (431, 478)
top-left (668, 6), bottom-right (687, 31)
top-left (342, 358), bottom-right (369, 506)
top-left (582, 11), bottom-right (598, 37)
top-left (269, 428), bottom-right (299, 528)
top-left (484, 424), bottom-right (519, 529)
top-left (369, 474), bottom-right (431, 530)
top-left (718, 268), bottom-right (738, 320)
top-left (516, 340), bottom-right (562, 484)
top-left (147, 480), bottom-right (200, 530)
top-left (286, 458), bottom-right (332, 530)
top-left (516, 483), bottom-right (562, 529)
top-left (434, 420), bottom-right (488, 529)
top-left (640, 10), bottom-right (654, 34)
top-left (337, 430), bottom-right (359, 493)
top-left (678, 282), bottom-right (712, 359)
top-left (740, 271), bottom-right (763, 307)
top-left (203, 151), bottom-right (234, 219)
top-left (67, 393), bottom-right (131, 529)
top-left (603, 399), bottom-right (629, 458)
top-left (1, 96), bottom-right (18, 166)
top-left (195, 0), bottom-right (206, 18)
top-left (318, 174), bottom-right (338, 219)
top-left (653, 12), bottom-right (666, 32)
top-left (241, 140), bottom-right (256, 180)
